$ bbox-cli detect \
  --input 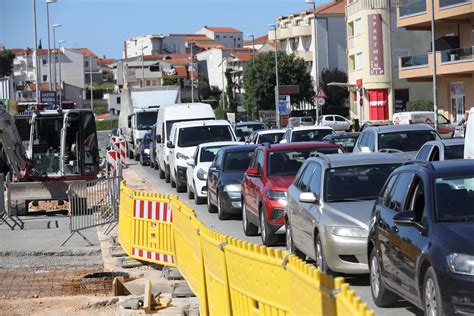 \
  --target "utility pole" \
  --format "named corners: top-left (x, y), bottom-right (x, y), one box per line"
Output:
top-left (46, 0), bottom-right (57, 91)
top-left (269, 24), bottom-right (280, 128)
top-left (32, 0), bottom-right (40, 103)
top-left (90, 56), bottom-right (93, 112)
top-left (190, 42), bottom-right (195, 103)
top-left (306, 0), bottom-right (320, 123)
top-left (141, 42), bottom-right (145, 88)
top-left (431, 0), bottom-right (438, 129)
top-left (58, 40), bottom-right (65, 109)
